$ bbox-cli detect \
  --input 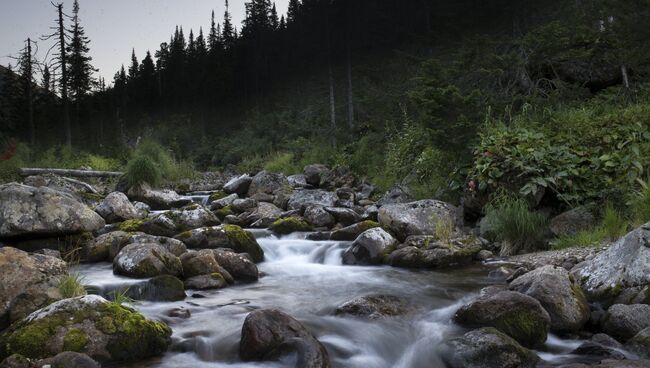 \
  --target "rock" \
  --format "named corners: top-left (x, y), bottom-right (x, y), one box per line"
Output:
top-left (626, 327), bottom-right (650, 359)
top-left (357, 183), bottom-right (376, 201)
top-left (167, 307), bottom-right (191, 319)
top-left (549, 206), bottom-right (596, 237)
top-left (443, 327), bottom-right (539, 368)
top-left (0, 295), bottom-right (171, 363)
top-left (239, 309), bottom-right (330, 367)
top-left (0, 354), bottom-right (31, 368)
top-left (138, 205), bottom-right (220, 237)
top-left (476, 250), bottom-right (494, 261)
top-left (287, 189), bottom-right (338, 212)
top-left (376, 185), bottom-right (413, 206)
top-left (601, 304), bottom-right (650, 340)
top-left (572, 333), bottom-right (626, 360)
top-left (573, 222), bottom-right (650, 302)
top-left (113, 243), bottom-right (183, 278)
top-left (37, 351), bottom-right (101, 368)
top-left (509, 265), bottom-right (590, 333)
top-left (304, 164), bottom-right (329, 187)
top-left (174, 225), bottom-right (264, 262)
top-left (34, 249), bottom-right (62, 259)
top-left (213, 249), bottom-right (259, 282)
top-left (223, 174), bottom-right (253, 196)
top-left (342, 228), bottom-right (397, 265)
top-left (320, 166), bottom-right (358, 190)
top-left (84, 231), bottom-right (186, 262)
top-left (0, 183), bottom-right (105, 239)
top-left (232, 198), bottom-right (258, 213)
top-left (334, 188), bottom-right (356, 208)
top-left (184, 274), bottom-right (228, 290)
top-left (127, 183), bottom-right (191, 210)
top-left (307, 232), bottom-right (331, 241)
top-left (378, 200), bottom-right (458, 241)
top-left (330, 220), bottom-right (380, 241)
top-left (287, 174), bottom-right (309, 188)
top-left (453, 289), bottom-right (551, 347)
top-left (268, 217), bottom-right (313, 235)
top-left (324, 207), bottom-right (361, 225)
top-left (304, 206), bottom-right (335, 228)
top-left (388, 237), bottom-right (482, 269)
top-left (126, 275), bottom-right (186, 302)
top-left (247, 171), bottom-right (290, 197)
top-left (23, 174), bottom-right (102, 207)
top-left (575, 360), bottom-right (650, 367)
top-left (246, 202), bottom-right (283, 228)
top-left (95, 192), bottom-right (142, 224)
top-left (210, 193), bottom-right (239, 210)
top-left (180, 250), bottom-right (233, 282)
top-left (0, 247), bottom-right (67, 330)
top-left (334, 295), bottom-right (411, 319)
top-left (133, 201), bottom-right (150, 218)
